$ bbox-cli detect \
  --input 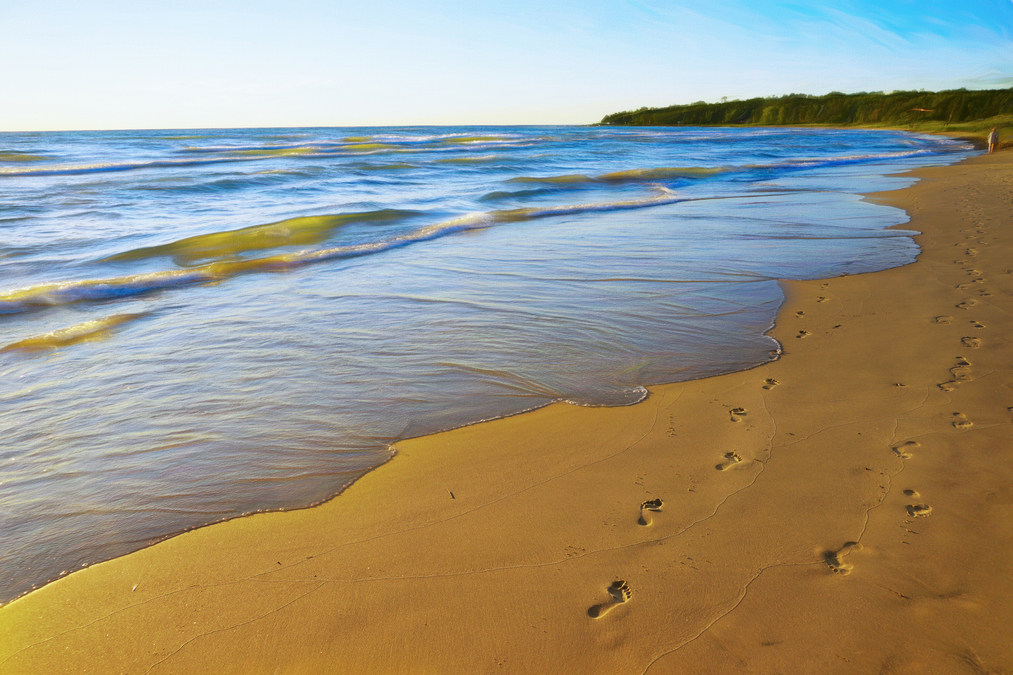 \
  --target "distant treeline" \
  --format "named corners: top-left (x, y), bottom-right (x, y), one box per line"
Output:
top-left (600, 88), bottom-right (1013, 128)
